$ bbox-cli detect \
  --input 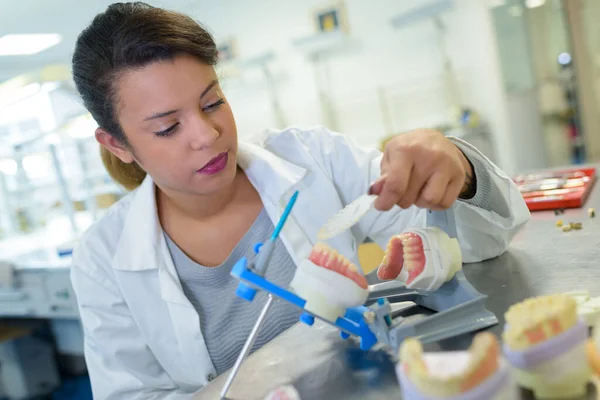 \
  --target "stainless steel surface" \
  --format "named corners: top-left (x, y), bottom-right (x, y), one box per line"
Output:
top-left (367, 280), bottom-right (415, 300)
top-left (199, 182), bottom-right (600, 400)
